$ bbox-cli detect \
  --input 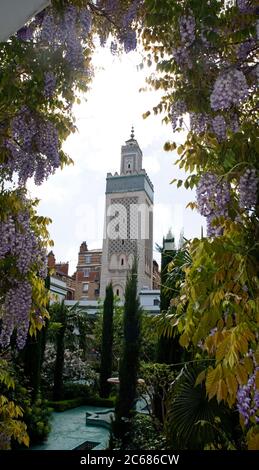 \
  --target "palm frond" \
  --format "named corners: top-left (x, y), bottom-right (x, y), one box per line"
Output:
top-left (152, 312), bottom-right (179, 339)
top-left (166, 364), bottom-right (233, 450)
